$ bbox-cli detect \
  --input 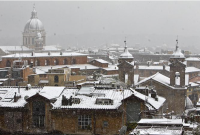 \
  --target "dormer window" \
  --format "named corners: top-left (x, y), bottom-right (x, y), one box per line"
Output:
top-left (96, 98), bottom-right (113, 105)
top-left (73, 98), bottom-right (80, 104)
top-left (62, 96), bottom-right (80, 105)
